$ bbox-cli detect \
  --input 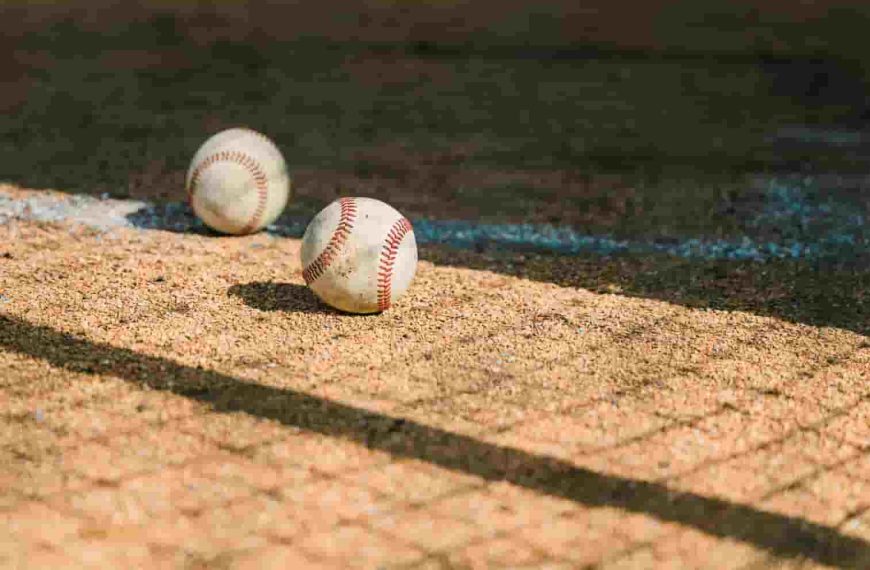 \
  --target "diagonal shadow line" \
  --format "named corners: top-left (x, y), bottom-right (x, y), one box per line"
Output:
top-left (0, 314), bottom-right (867, 568)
